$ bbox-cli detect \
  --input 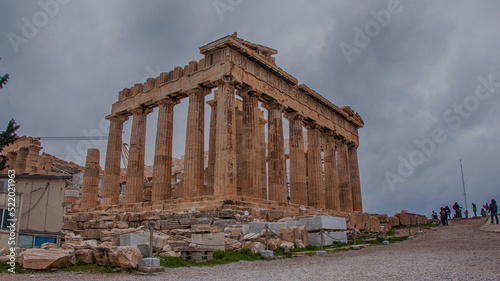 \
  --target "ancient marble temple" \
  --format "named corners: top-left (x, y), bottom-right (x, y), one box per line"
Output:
top-left (85, 34), bottom-right (364, 215)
